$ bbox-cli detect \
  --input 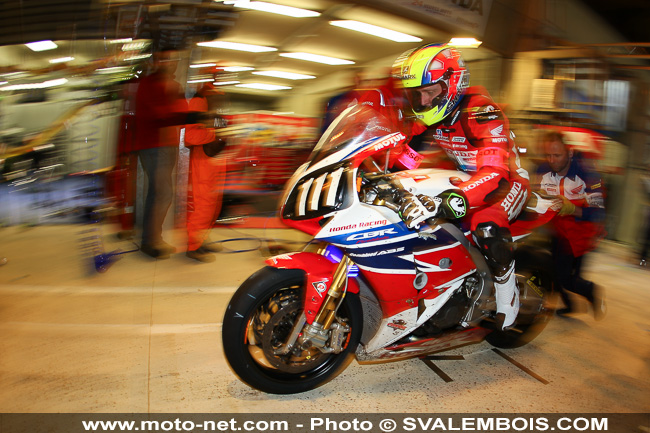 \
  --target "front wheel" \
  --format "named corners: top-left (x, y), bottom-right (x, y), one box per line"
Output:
top-left (222, 266), bottom-right (362, 394)
top-left (486, 247), bottom-right (555, 349)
